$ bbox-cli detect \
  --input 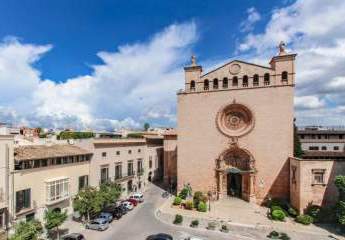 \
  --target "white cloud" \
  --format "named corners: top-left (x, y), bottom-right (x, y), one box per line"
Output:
top-left (237, 0), bottom-right (345, 125)
top-left (240, 7), bottom-right (261, 33)
top-left (0, 22), bottom-right (197, 130)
